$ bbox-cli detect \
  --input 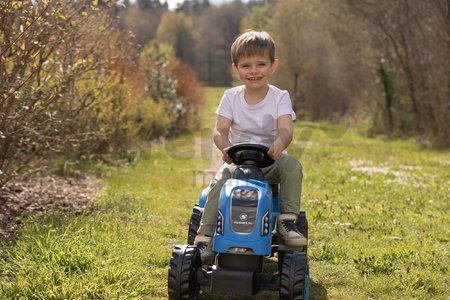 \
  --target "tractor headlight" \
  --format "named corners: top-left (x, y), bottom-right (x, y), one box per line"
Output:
top-left (217, 210), bottom-right (224, 234)
top-left (261, 210), bottom-right (270, 236)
